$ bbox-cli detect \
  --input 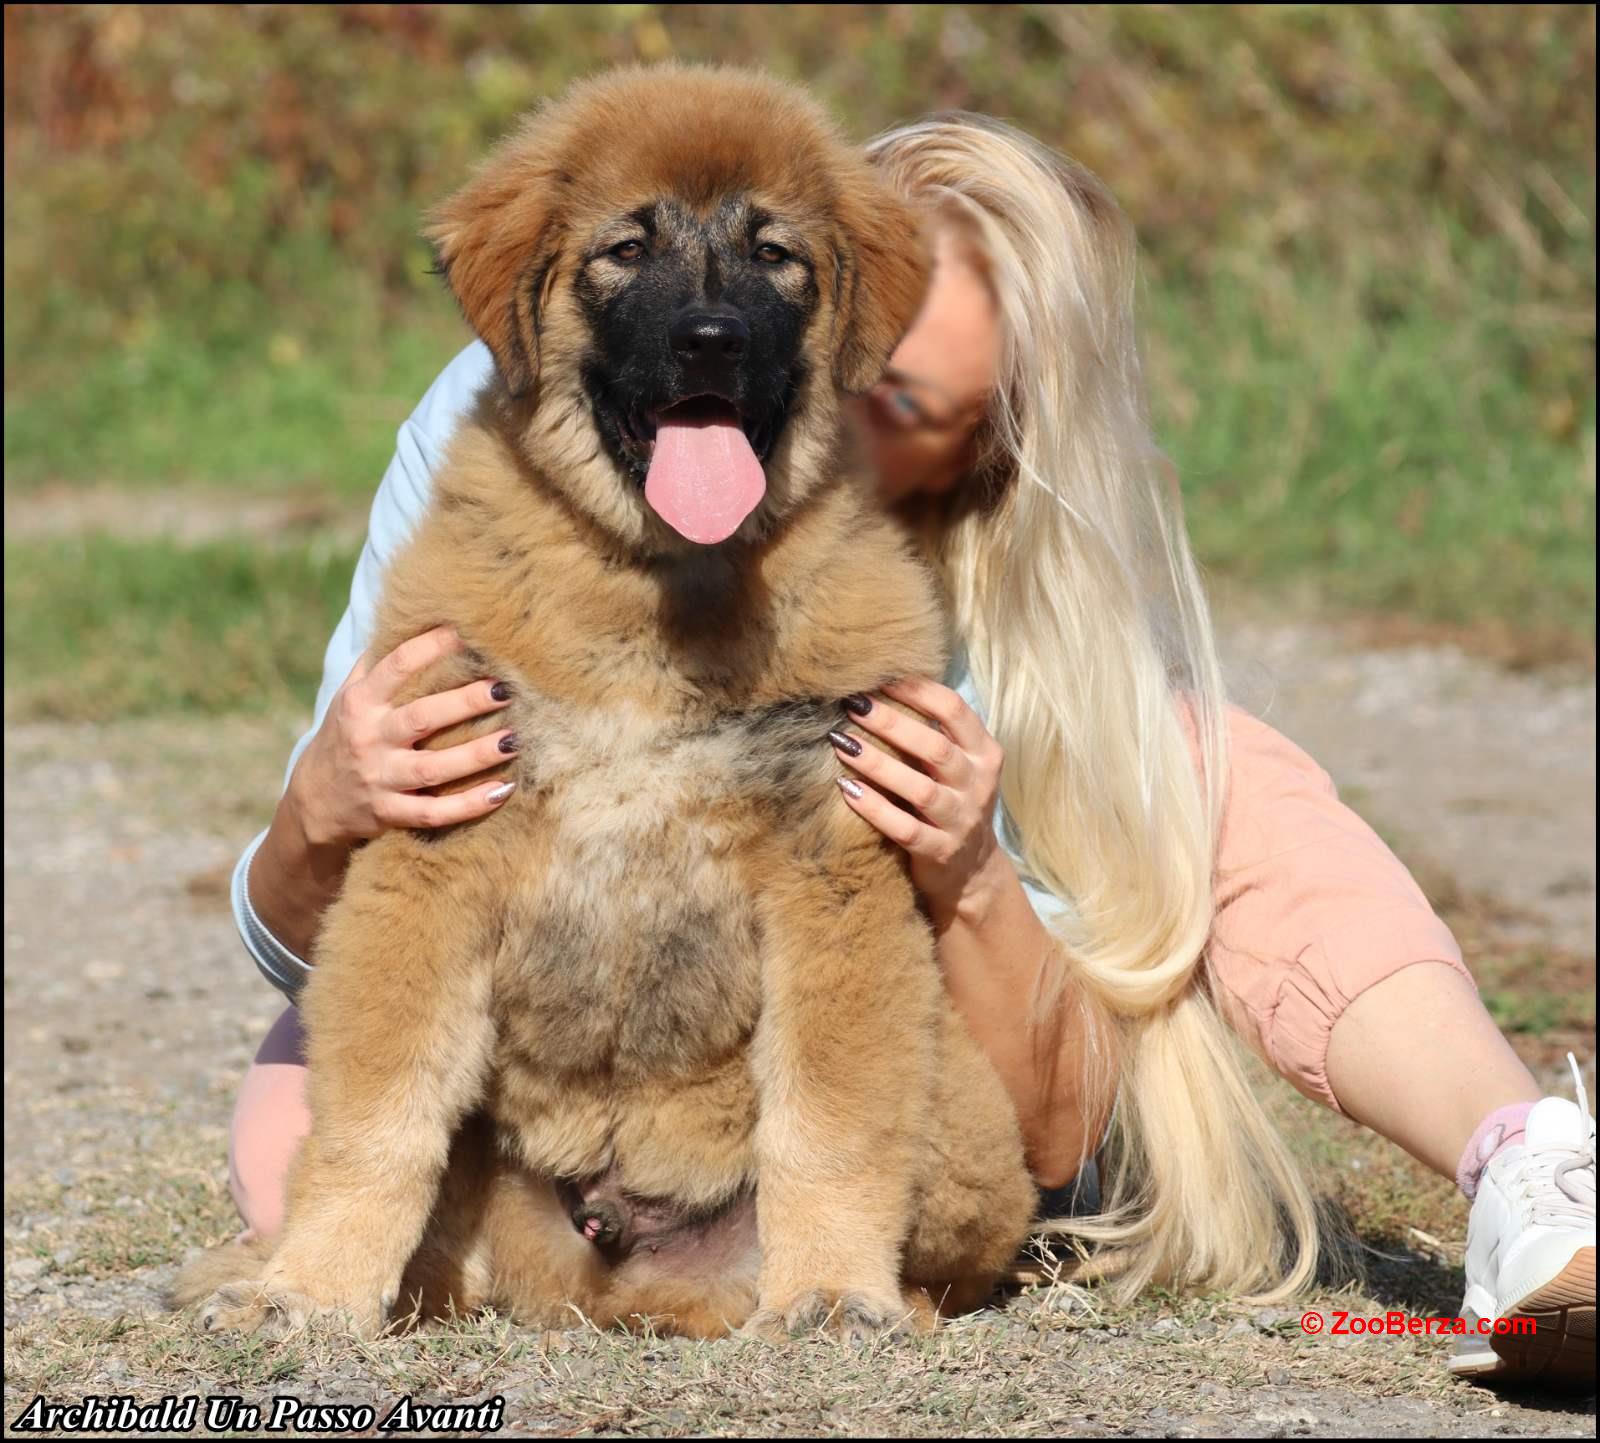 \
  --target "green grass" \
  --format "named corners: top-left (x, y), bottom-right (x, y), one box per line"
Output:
top-left (2, 295), bottom-right (466, 500)
top-left (3, 534), bottom-right (358, 721)
top-left (1155, 265), bottom-right (1596, 646)
top-left (1482, 986), bottom-right (1582, 1037)
top-left (2, 4), bottom-right (1593, 665)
